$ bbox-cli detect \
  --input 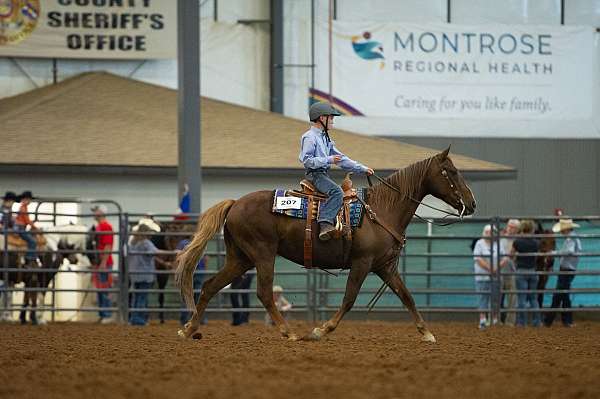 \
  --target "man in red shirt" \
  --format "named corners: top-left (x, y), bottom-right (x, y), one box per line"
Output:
top-left (91, 205), bottom-right (114, 323)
